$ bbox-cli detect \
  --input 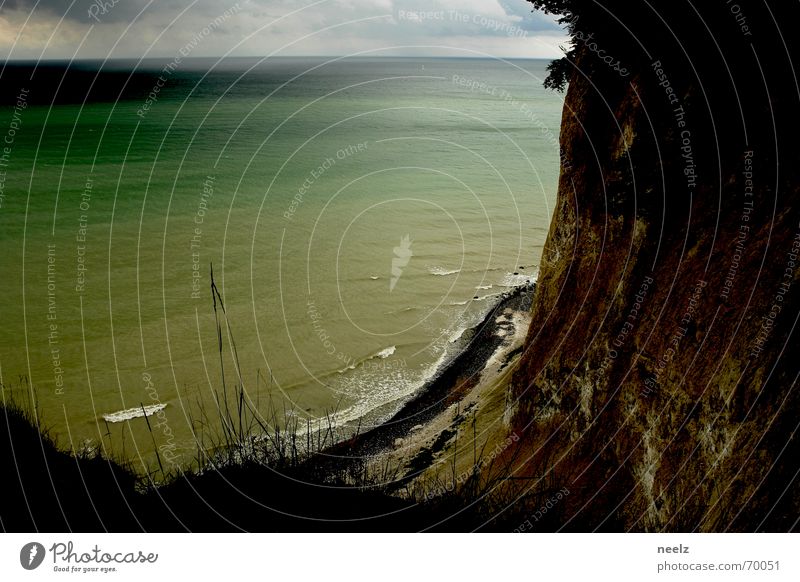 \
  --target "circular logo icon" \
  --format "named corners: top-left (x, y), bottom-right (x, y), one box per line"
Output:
top-left (20, 542), bottom-right (46, 570)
